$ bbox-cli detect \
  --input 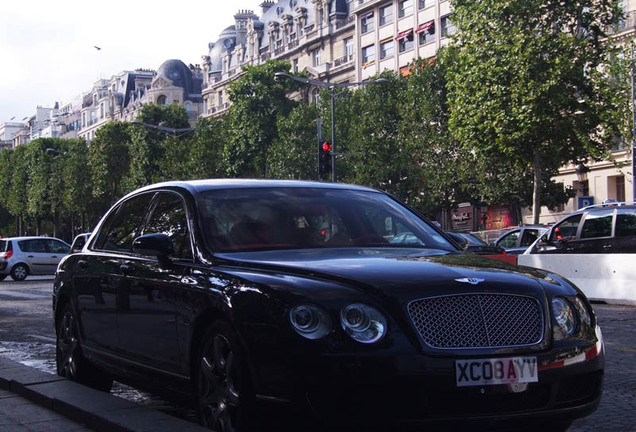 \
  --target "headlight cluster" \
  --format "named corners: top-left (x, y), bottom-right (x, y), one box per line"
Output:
top-left (289, 303), bottom-right (388, 343)
top-left (551, 296), bottom-right (592, 340)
